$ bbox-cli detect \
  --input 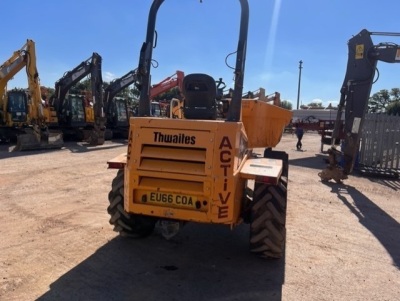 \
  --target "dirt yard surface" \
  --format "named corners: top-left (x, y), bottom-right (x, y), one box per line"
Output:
top-left (0, 132), bottom-right (399, 301)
